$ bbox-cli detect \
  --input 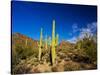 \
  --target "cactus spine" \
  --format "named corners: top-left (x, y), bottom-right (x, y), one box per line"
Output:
top-left (51, 20), bottom-right (56, 65)
top-left (38, 28), bottom-right (43, 61)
